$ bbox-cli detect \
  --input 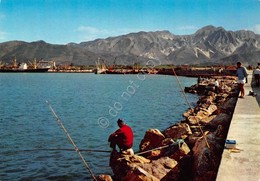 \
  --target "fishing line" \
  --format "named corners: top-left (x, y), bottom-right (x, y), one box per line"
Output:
top-left (19, 139), bottom-right (184, 157)
top-left (169, 66), bottom-right (210, 148)
top-left (46, 100), bottom-right (97, 181)
top-left (20, 148), bottom-right (111, 153)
